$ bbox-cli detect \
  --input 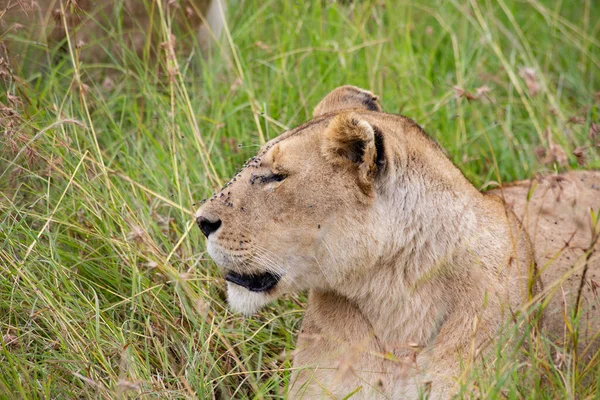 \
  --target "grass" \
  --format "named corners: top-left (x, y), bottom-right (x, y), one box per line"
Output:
top-left (1, 0), bottom-right (599, 398)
